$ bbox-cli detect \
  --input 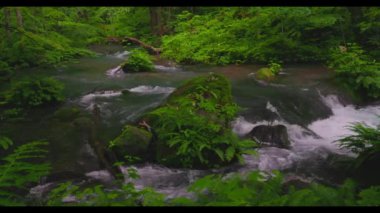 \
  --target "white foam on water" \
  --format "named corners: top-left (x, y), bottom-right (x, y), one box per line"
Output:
top-left (154, 65), bottom-right (181, 72)
top-left (80, 90), bottom-right (123, 105)
top-left (128, 85), bottom-right (175, 94)
top-left (85, 170), bottom-right (114, 183)
top-left (106, 66), bottom-right (124, 78)
top-left (309, 94), bottom-right (380, 142)
top-left (232, 94), bottom-right (380, 172)
top-left (114, 50), bottom-right (130, 59)
top-left (232, 116), bottom-right (256, 136)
